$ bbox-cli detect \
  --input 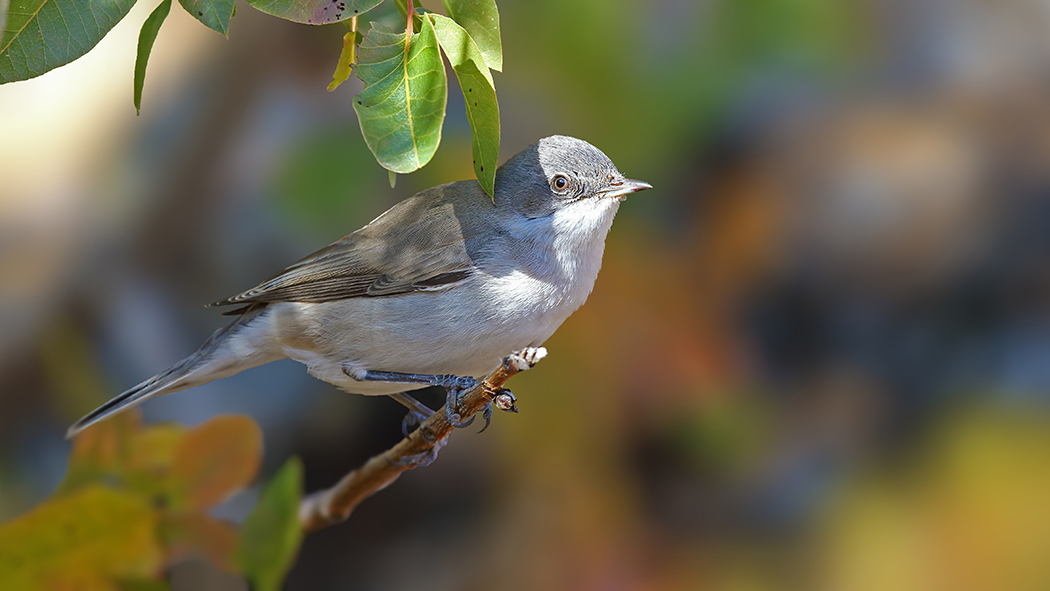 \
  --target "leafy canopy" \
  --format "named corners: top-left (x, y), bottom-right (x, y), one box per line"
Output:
top-left (0, 0), bottom-right (503, 195)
